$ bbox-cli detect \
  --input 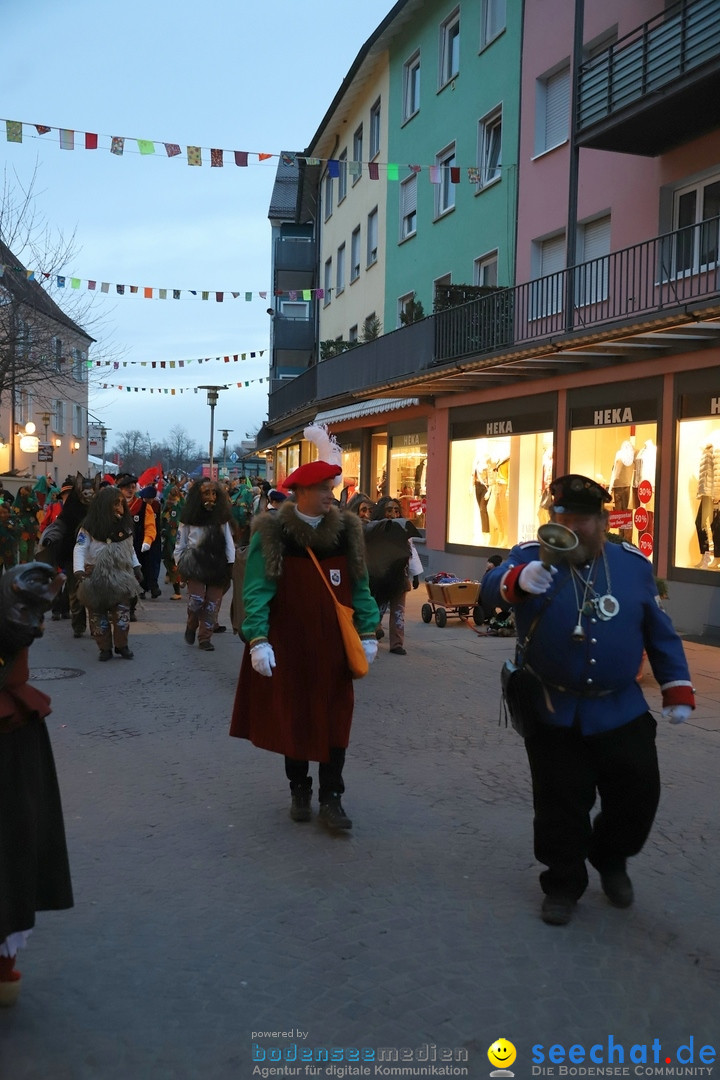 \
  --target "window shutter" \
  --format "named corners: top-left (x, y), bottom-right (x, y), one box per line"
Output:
top-left (545, 68), bottom-right (570, 149)
top-left (540, 233), bottom-right (566, 276)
